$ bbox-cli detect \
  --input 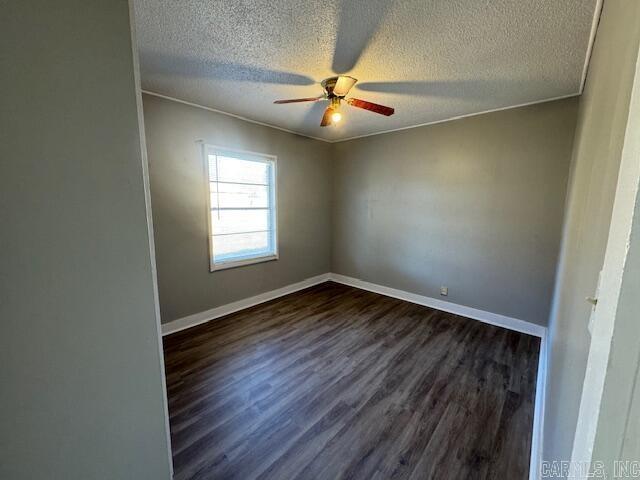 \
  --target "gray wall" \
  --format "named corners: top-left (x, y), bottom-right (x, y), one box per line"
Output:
top-left (0, 1), bottom-right (172, 479)
top-left (331, 99), bottom-right (578, 326)
top-left (143, 94), bottom-right (332, 323)
top-left (544, 0), bottom-right (640, 465)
